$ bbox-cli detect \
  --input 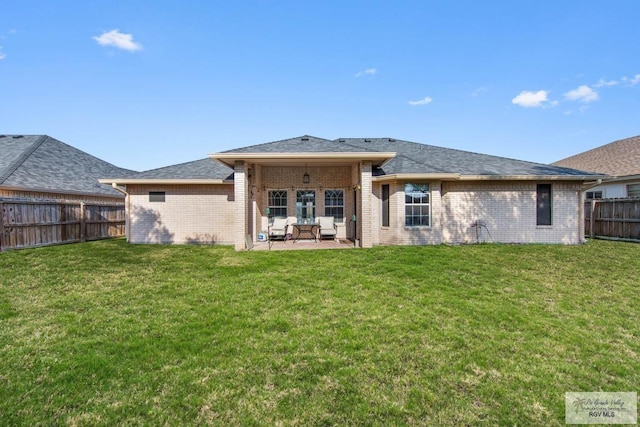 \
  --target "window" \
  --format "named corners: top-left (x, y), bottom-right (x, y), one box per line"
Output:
top-left (381, 184), bottom-right (390, 227)
top-left (324, 190), bottom-right (344, 222)
top-left (536, 184), bottom-right (552, 226)
top-left (404, 183), bottom-right (430, 226)
top-left (627, 184), bottom-right (640, 198)
top-left (267, 190), bottom-right (287, 218)
top-left (149, 191), bottom-right (165, 202)
top-left (296, 190), bottom-right (315, 223)
top-left (585, 191), bottom-right (603, 200)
